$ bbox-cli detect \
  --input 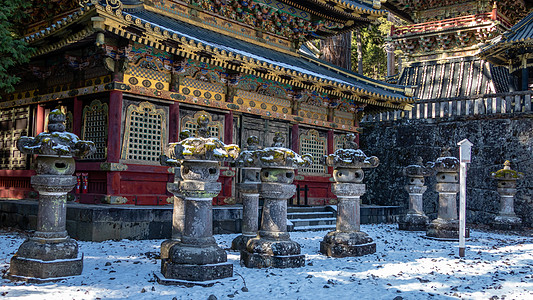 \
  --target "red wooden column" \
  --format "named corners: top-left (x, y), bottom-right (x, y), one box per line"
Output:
top-left (224, 111), bottom-right (234, 143)
top-left (35, 105), bottom-right (45, 135)
top-left (72, 96), bottom-right (82, 137)
top-left (327, 130), bottom-right (334, 173)
top-left (291, 123), bottom-right (299, 153)
top-left (106, 90), bottom-right (123, 198)
top-left (169, 102), bottom-right (180, 143)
